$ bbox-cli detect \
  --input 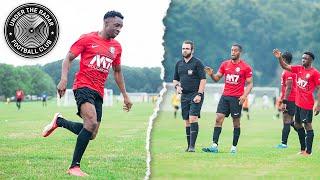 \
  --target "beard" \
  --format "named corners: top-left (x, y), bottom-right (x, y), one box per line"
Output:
top-left (231, 55), bottom-right (239, 60)
top-left (183, 52), bottom-right (192, 59)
